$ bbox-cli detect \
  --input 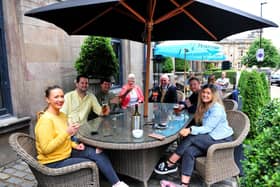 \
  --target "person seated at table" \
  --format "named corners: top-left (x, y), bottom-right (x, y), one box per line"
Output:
top-left (154, 84), bottom-right (233, 187)
top-left (149, 74), bottom-right (177, 103)
top-left (95, 78), bottom-right (121, 113)
top-left (216, 71), bottom-right (230, 89)
top-left (185, 72), bottom-right (195, 86)
top-left (35, 85), bottom-right (129, 187)
top-left (119, 73), bottom-right (144, 109)
top-left (207, 74), bottom-right (223, 98)
top-left (178, 77), bottom-right (201, 114)
top-left (61, 75), bottom-right (110, 124)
